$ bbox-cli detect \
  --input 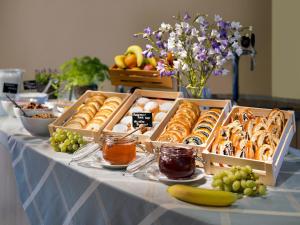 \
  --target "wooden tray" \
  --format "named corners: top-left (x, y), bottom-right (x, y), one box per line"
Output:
top-left (148, 98), bottom-right (232, 153)
top-left (109, 67), bottom-right (174, 89)
top-left (103, 89), bottom-right (183, 142)
top-left (48, 91), bottom-right (130, 141)
top-left (202, 106), bottom-right (296, 186)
